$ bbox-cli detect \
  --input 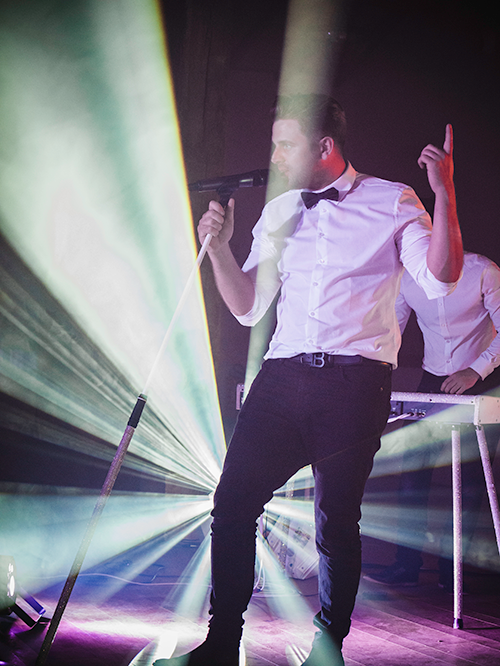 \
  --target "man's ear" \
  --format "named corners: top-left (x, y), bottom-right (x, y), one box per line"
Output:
top-left (319, 136), bottom-right (334, 159)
